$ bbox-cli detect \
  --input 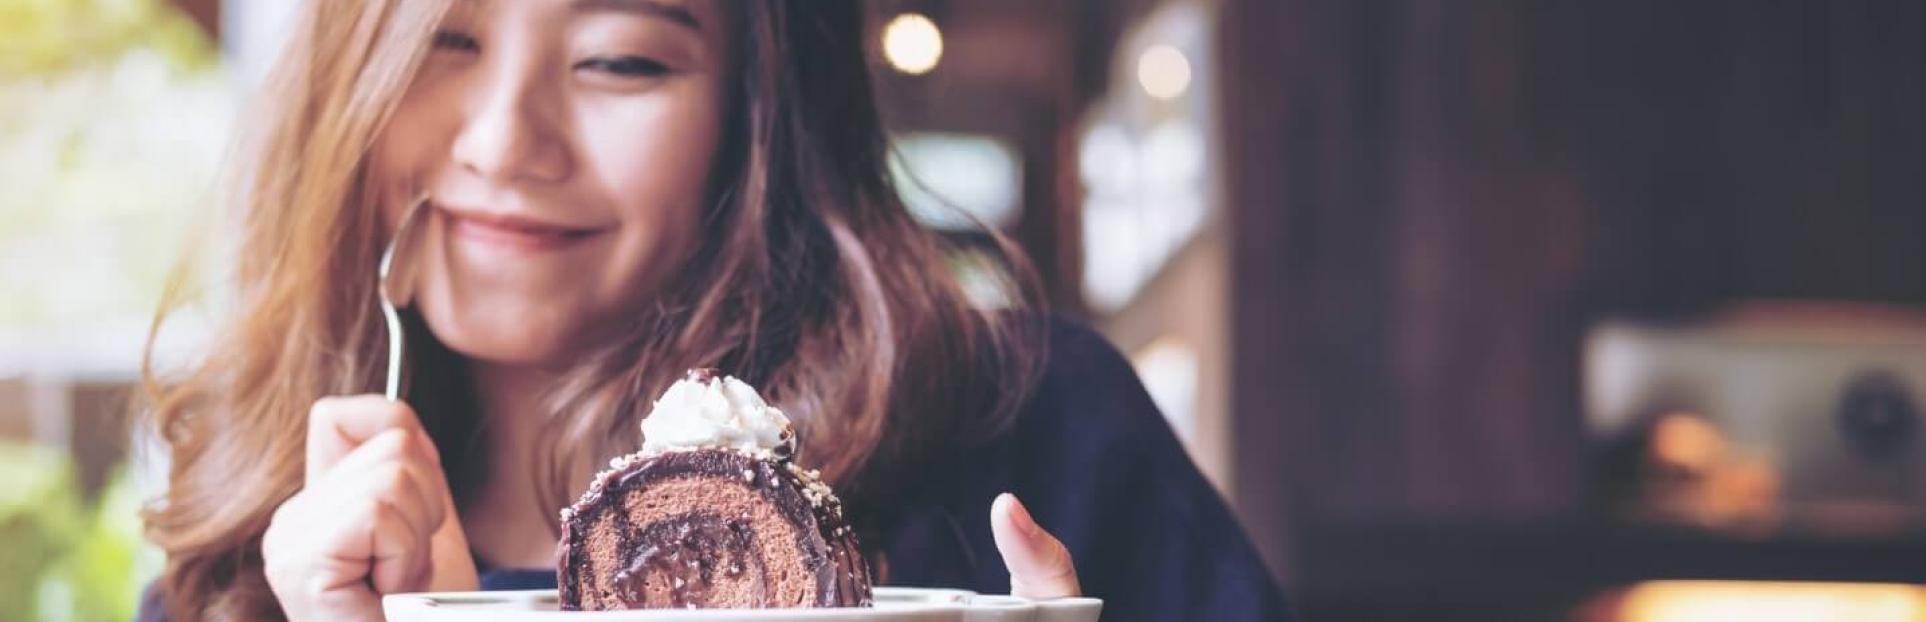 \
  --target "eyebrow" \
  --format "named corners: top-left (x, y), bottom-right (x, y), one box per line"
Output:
top-left (571, 0), bottom-right (702, 31)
